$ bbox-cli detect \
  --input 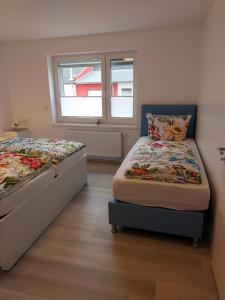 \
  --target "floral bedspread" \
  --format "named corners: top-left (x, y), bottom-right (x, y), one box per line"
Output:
top-left (0, 138), bottom-right (85, 196)
top-left (124, 139), bottom-right (202, 184)
top-left (0, 138), bottom-right (85, 164)
top-left (0, 152), bottom-right (50, 197)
